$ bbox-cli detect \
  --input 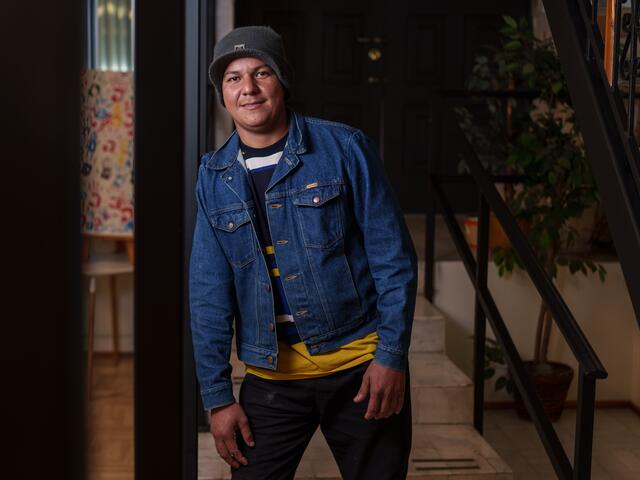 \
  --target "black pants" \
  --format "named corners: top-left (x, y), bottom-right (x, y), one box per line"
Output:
top-left (231, 358), bottom-right (412, 480)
